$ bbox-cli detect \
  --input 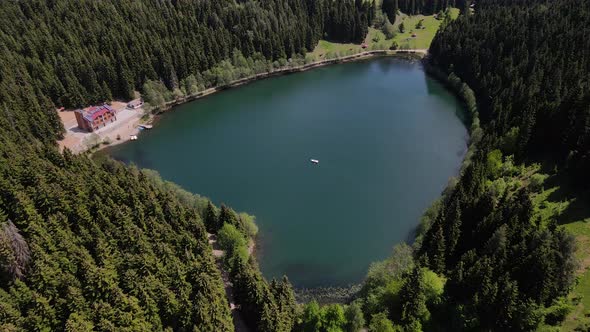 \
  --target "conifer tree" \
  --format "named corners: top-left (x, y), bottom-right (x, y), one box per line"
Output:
top-left (204, 201), bottom-right (218, 233)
